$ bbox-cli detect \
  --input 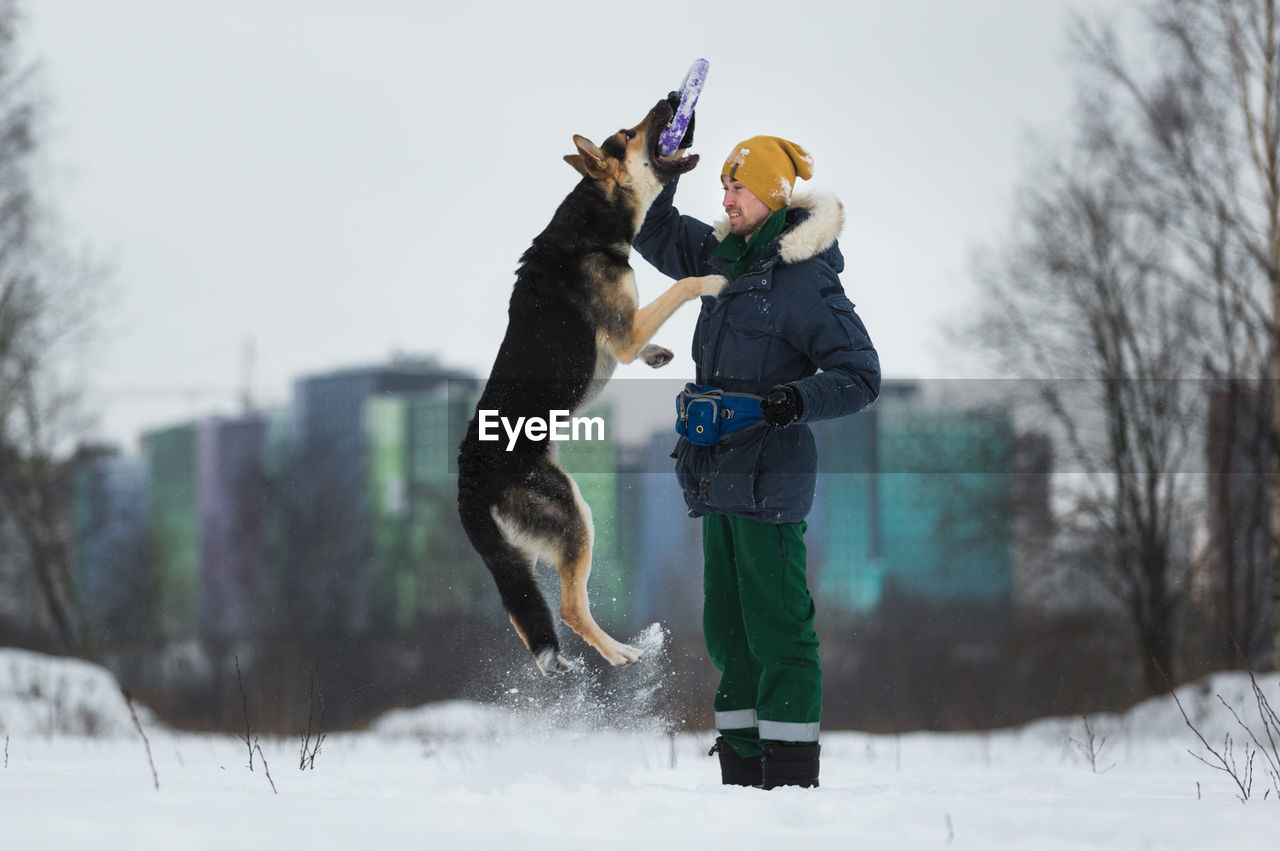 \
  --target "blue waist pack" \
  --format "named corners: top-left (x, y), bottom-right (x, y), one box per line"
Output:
top-left (675, 383), bottom-right (765, 446)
